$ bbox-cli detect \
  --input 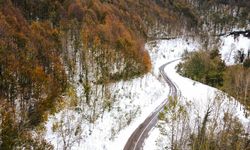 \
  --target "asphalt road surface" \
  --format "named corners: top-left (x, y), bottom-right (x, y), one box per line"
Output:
top-left (123, 60), bottom-right (179, 150)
